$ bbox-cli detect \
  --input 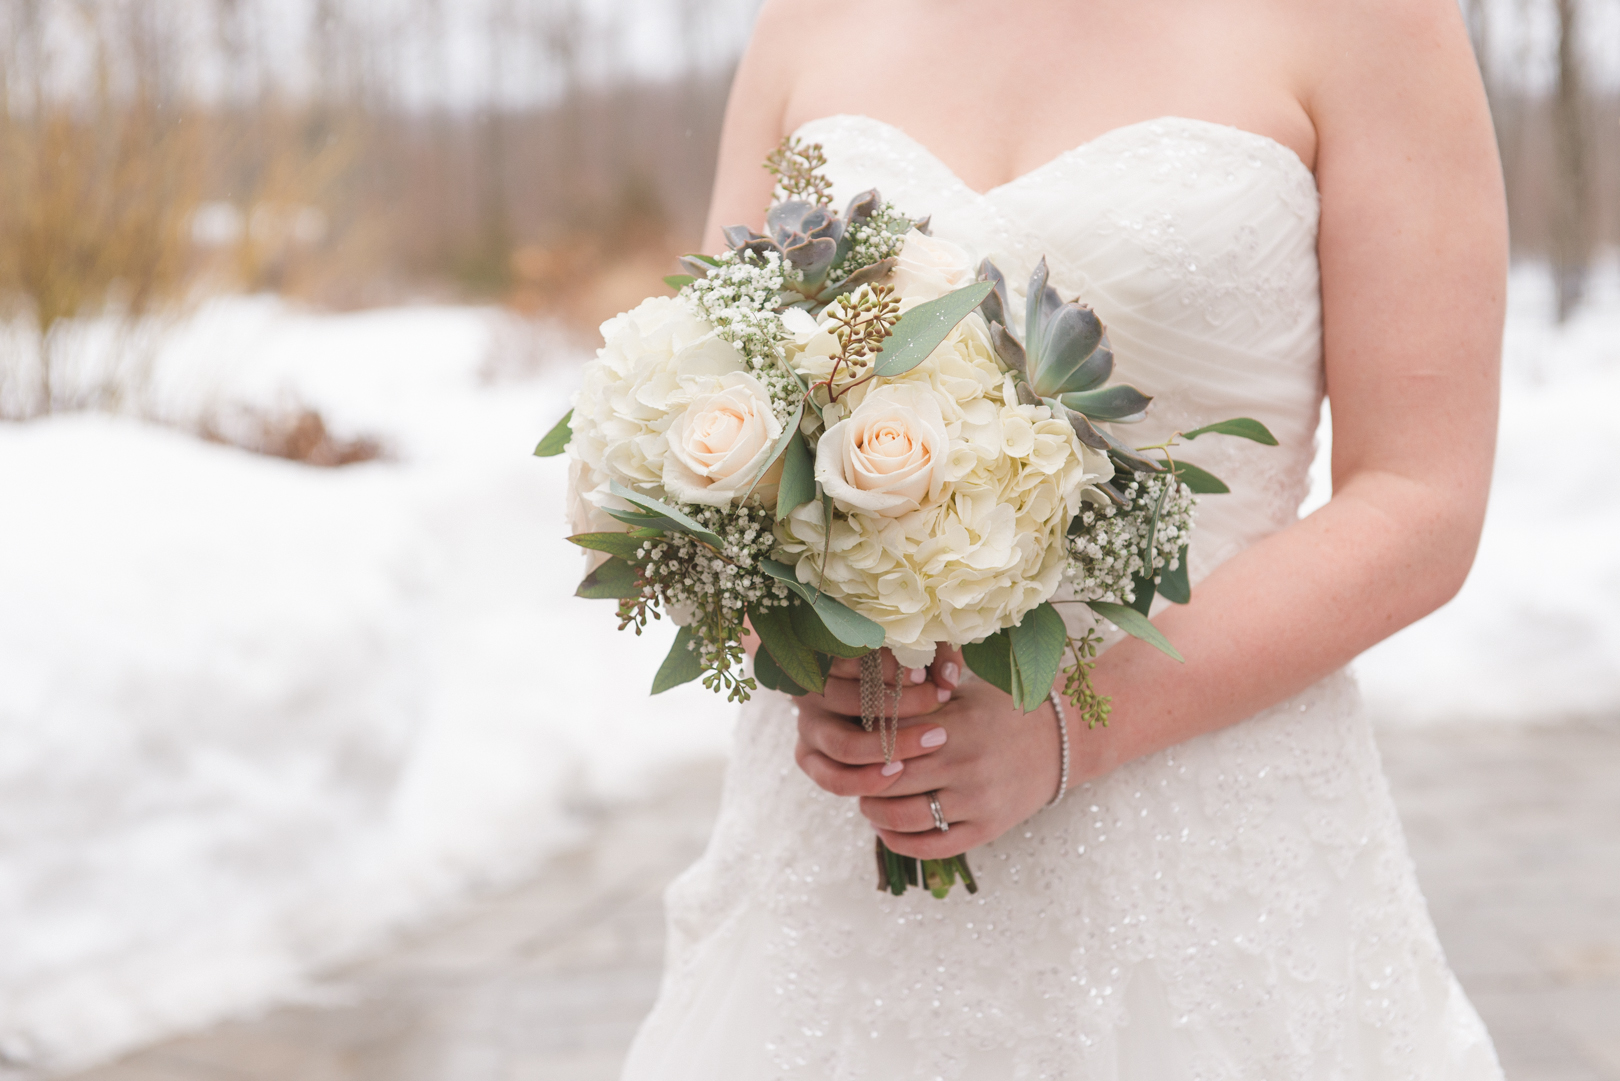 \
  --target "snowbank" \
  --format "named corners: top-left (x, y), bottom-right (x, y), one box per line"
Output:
top-left (0, 265), bottom-right (1615, 1071)
top-left (0, 301), bottom-right (733, 1072)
